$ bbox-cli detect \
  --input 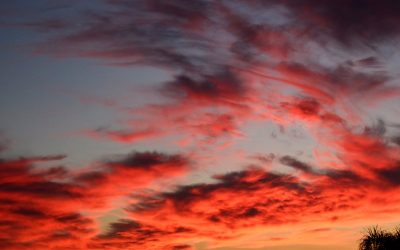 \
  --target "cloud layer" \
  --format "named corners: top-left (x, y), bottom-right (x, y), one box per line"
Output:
top-left (3, 0), bottom-right (400, 249)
